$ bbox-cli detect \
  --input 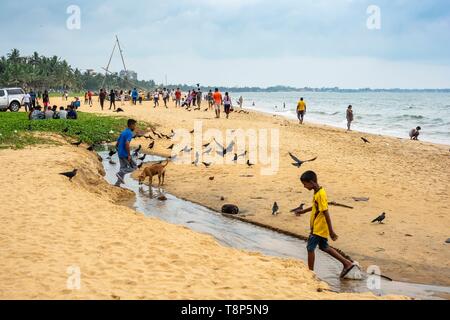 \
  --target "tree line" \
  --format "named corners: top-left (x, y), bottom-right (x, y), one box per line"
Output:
top-left (0, 49), bottom-right (156, 92)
